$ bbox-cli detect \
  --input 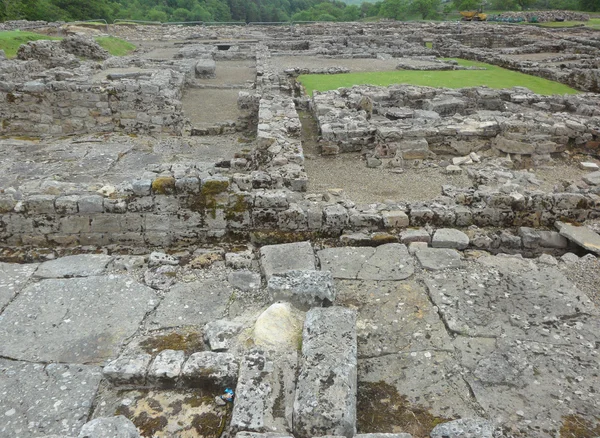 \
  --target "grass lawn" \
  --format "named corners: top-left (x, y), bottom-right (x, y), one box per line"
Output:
top-left (0, 31), bottom-right (61, 58)
top-left (0, 31), bottom-right (136, 58)
top-left (298, 58), bottom-right (578, 96)
top-left (535, 18), bottom-right (600, 29)
top-left (95, 36), bottom-right (136, 56)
